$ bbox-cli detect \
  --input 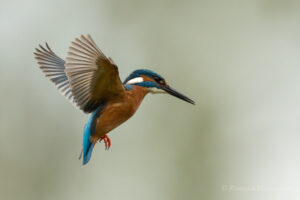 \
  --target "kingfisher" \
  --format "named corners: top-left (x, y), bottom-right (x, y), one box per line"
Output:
top-left (34, 34), bottom-right (195, 165)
